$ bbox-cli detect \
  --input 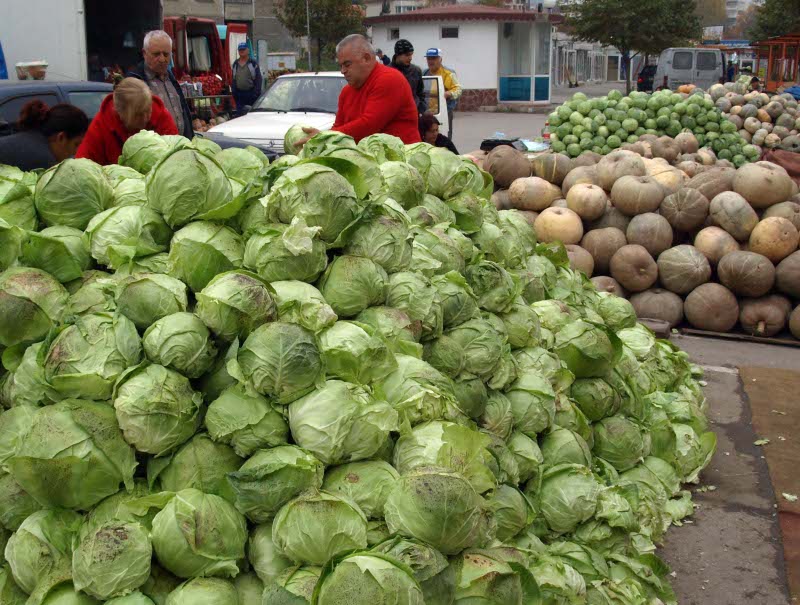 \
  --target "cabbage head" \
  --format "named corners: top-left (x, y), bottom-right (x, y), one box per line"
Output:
top-left (146, 148), bottom-right (245, 228)
top-left (271, 280), bottom-right (337, 334)
top-left (465, 261), bottom-right (520, 313)
top-left (372, 536), bottom-right (455, 605)
top-left (21, 226), bottom-right (91, 283)
top-left (263, 163), bottom-right (361, 243)
top-left (64, 275), bottom-right (116, 320)
top-left (0, 267), bottom-right (68, 347)
top-left (226, 445), bottom-right (324, 523)
top-left (570, 377), bottom-right (621, 422)
top-left (35, 158), bottom-right (113, 229)
top-left (380, 161), bottom-right (425, 209)
top-left (5, 399), bottom-right (136, 510)
top-left (444, 191), bottom-right (484, 234)
top-left (120, 130), bottom-right (171, 174)
top-left (151, 488), bottom-right (247, 579)
top-left (322, 460), bottom-right (399, 519)
top-left (355, 306), bottom-right (422, 357)
top-left (0, 172), bottom-right (37, 229)
top-left (318, 255), bottom-right (387, 318)
top-left (384, 467), bottom-right (489, 555)
top-left (343, 199), bottom-right (413, 273)
top-left (243, 218), bottom-right (327, 283)
top-left (4, 508), bottom-right (82, 594)
top-left (164, 578), bottom-right (238, 605)
top-left (393, 421), bottom-right (496, 494)
top-left (592, 416), bottom-right (650, 471)
top-left (505, 372), bottom-right (557, 438)
top-left (540, 426), bottom-right (593, 467)
top-left (431, 271), bottom-right (478, 329)
top-left (284, 124), bottom-right (312, 156)
top-left (248, 522), bottom-right (292, 583)
top-left (412, 227), bottom-right (465, 276)
top-left (478, 390), bottom-right (515, 440)
top-left (595, 293), bottom-right (637, 332)
top-left (272, 490), bottom-right (368, 565)
top-left (86, 206), bottom-right (172, 269)
top-left (426, 148), bottom-right (475, 199)
top-left (205, 384), bottom-right (289, 457)
top-left (106, 591), bottom-right (156, 605)
top-left (386, 271), bottom-right (443, 341)
top-left (0, 219), bottom-right (24, 272)
top-left (146, 433), bottom-right (242, 502)
top-left (407, 194), bottom-right (456, 228)
top-left (115, 273), bottom-right (188, 331)
top-left (215, 147), bottom-right (267, 183)
top-left (195, 270), bottom-right (275, 341)
top-left (104, 164), bottom-right (145, 187)
top-left (554, 320), bottom-right (620, 378)
top-left (261, 565), bottom-right (321, 604)
top-left (72, 520), bottom-right (152, 599)
top-left (538, 464), bottom-right (601, 533)
top-left (318, 321), bottom-right (397, 384)
top-left (43, 312), bottom-right (141, 400)
top-left (373, 355), bottom-right (456, 426)
top-left (230, 322), bottom-right (321, 404)
top-left (451, 548), bottom-right (537, 604)
top-left (142, 312), bottom-right (217, 379)
top-left (113, 363), bottom-right (203, 456)
top-left (167, 222), bottom-right (243, 292)
top-left (314, 552), bottom-right (424, 605)
top-left (424, 317), bottom-right (504, 382)
top-left (508, 431), bottom-right (543, 484)
top-left (498, 298), bottom-right (541, 349)
top-left (0, 342), bottom-right (56, 408)
top-left (359, 133), bottom-right (406, 163)
top-left (288, 380), bottom-right (398, 464)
